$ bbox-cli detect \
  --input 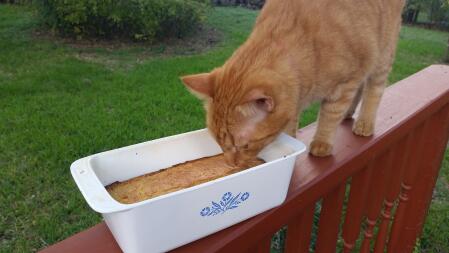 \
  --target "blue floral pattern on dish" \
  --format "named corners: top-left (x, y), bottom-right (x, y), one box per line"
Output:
top-left (200, 192), bottom-right (250, 216)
